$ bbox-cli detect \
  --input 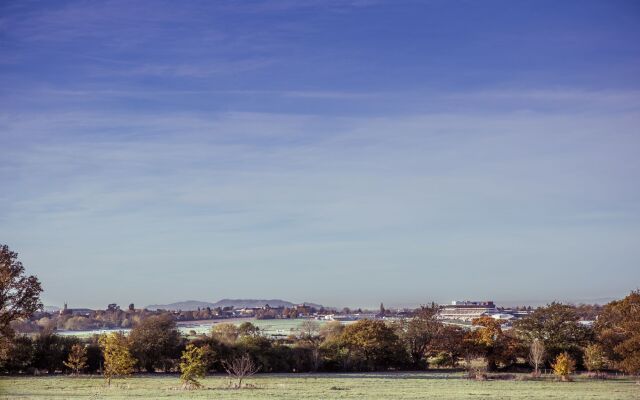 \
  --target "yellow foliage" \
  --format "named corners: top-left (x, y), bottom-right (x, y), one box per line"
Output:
top-left (552, 352), bottom-right (575, 381)
top-left (99, 332), bottom-right (136, 385)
